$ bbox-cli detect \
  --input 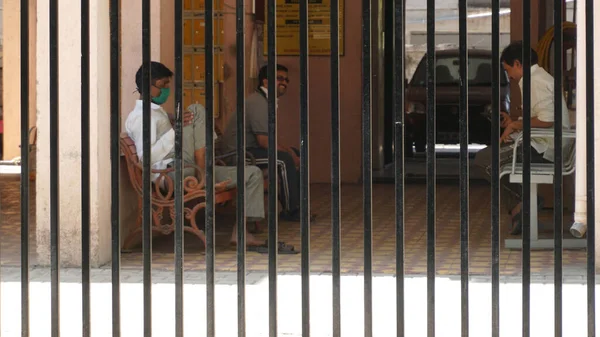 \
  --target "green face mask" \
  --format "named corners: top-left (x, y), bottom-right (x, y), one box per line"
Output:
top-left (152, 87), bottom-right (170, 105)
